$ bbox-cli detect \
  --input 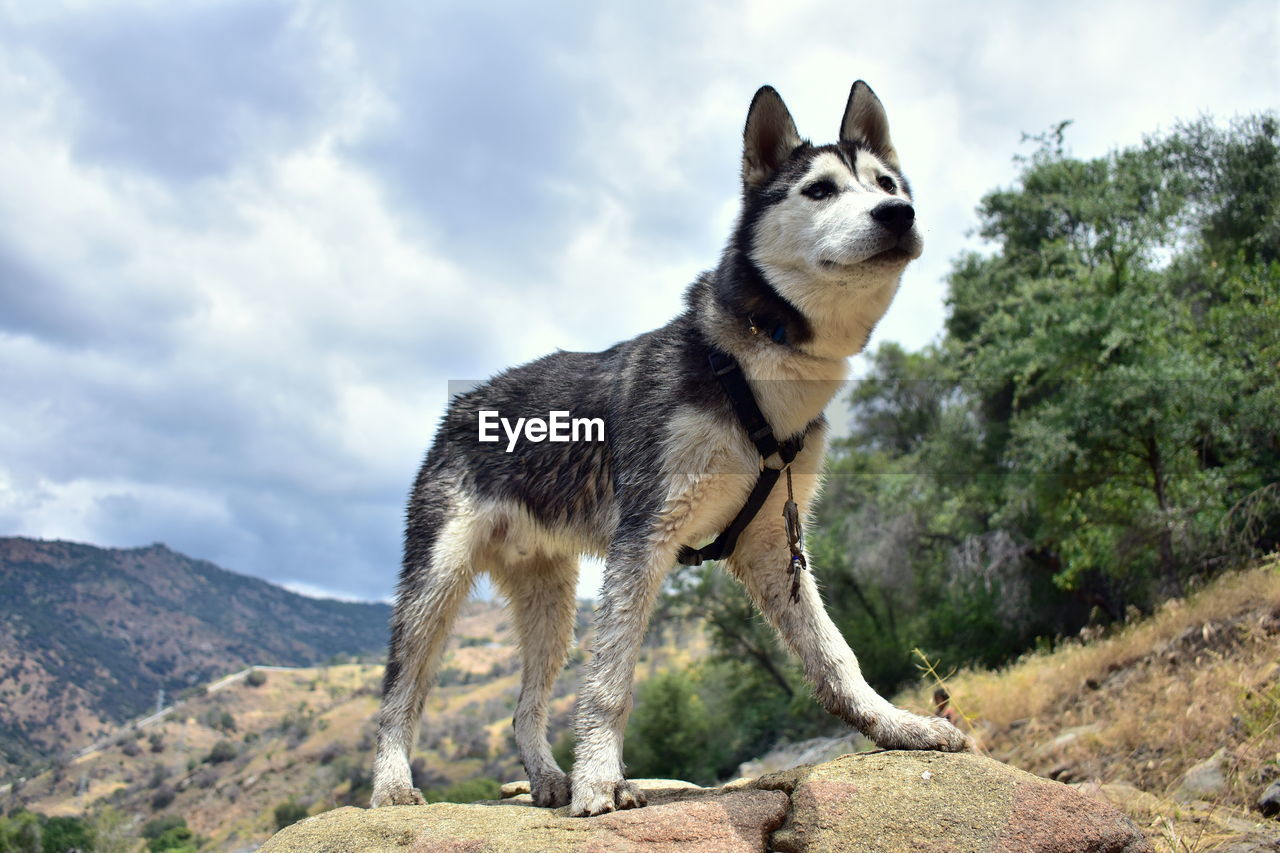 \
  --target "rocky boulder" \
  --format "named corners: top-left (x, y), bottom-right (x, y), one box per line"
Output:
top-left (260, 751), bottom-right (1152, 852)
